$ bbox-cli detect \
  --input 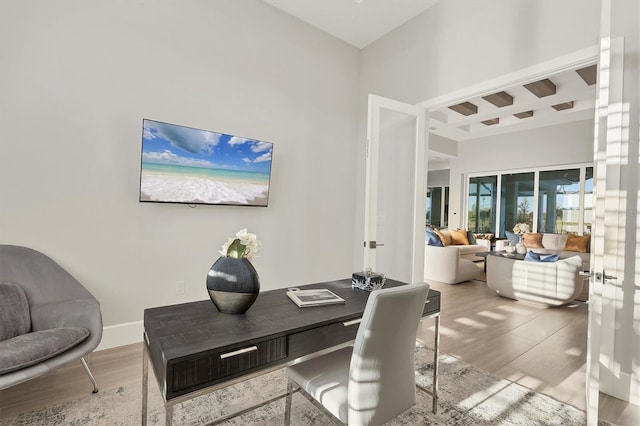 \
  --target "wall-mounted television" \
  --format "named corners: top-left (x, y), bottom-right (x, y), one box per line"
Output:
top-left (139, 119), bottom-right (273, 207)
